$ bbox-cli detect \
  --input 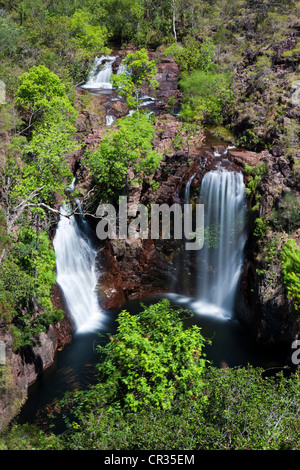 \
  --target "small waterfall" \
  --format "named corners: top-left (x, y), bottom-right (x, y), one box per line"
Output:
top-left (193, 169), bottom-right (246, 319)
top-left (53, 202), bottom-right (102, 334)
top-left (117, 60), bottom-right (129, 75)
top-left (106, 114), bottom-right (116, 126)
top-left (184, 174), bottom-right (196, 206)
top-left (82, 55), bottom-right (116, 89)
